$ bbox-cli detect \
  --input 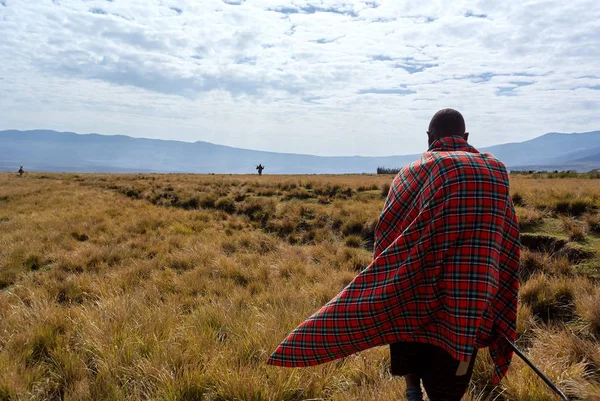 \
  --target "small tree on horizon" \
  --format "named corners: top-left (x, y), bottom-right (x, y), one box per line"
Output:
top-left (377, 166), bottom-right (400, 175)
